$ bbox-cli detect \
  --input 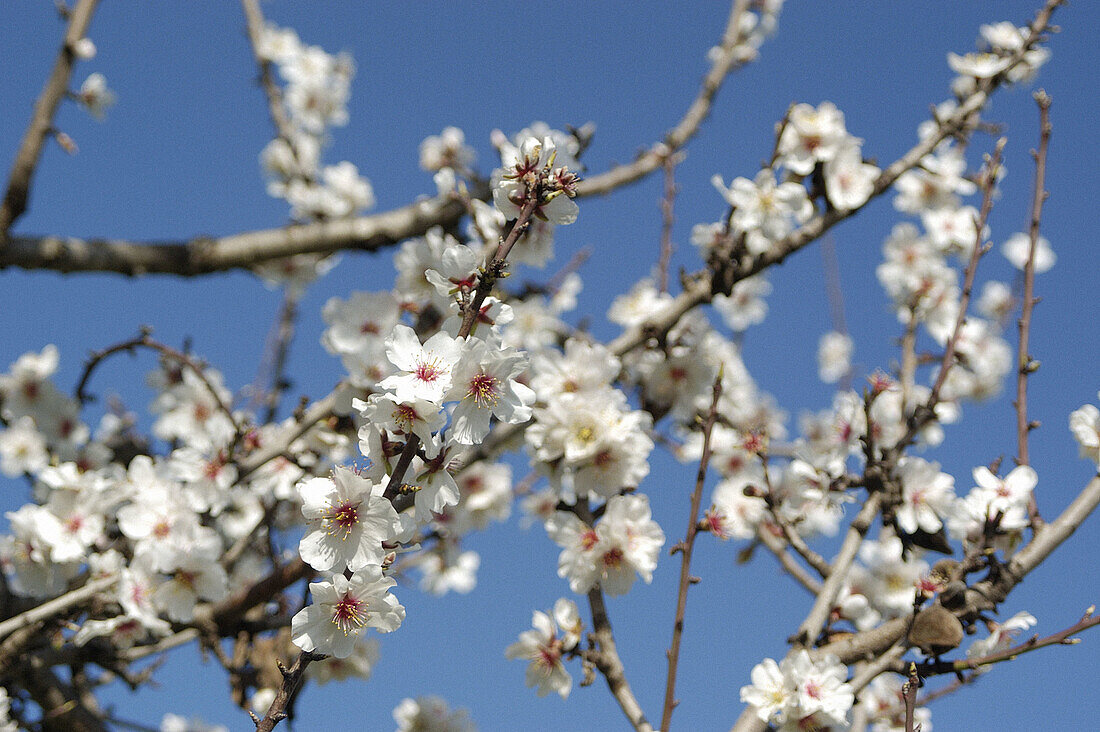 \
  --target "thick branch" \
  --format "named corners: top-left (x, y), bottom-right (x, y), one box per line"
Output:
top-left (793, 493), bottom-right (882, 647)
top-left (3, 192), bottom-right (470, 275)
top-left (587, 587), bottom-right (655, 732)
